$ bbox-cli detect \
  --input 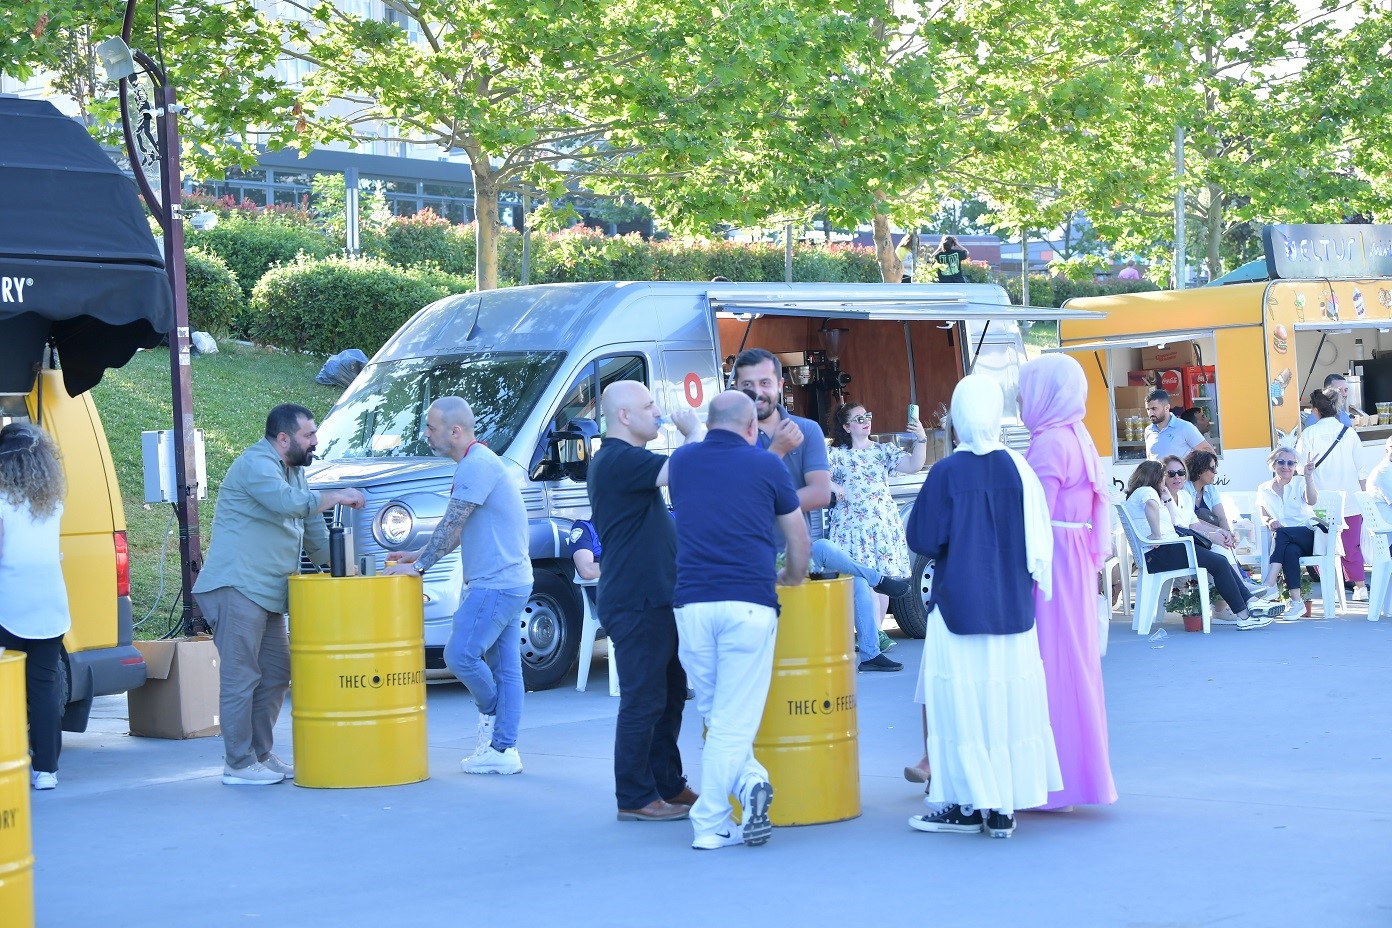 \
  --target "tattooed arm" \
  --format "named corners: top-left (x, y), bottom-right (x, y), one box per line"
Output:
top-left (384, 499), bottom-right (478, 574)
